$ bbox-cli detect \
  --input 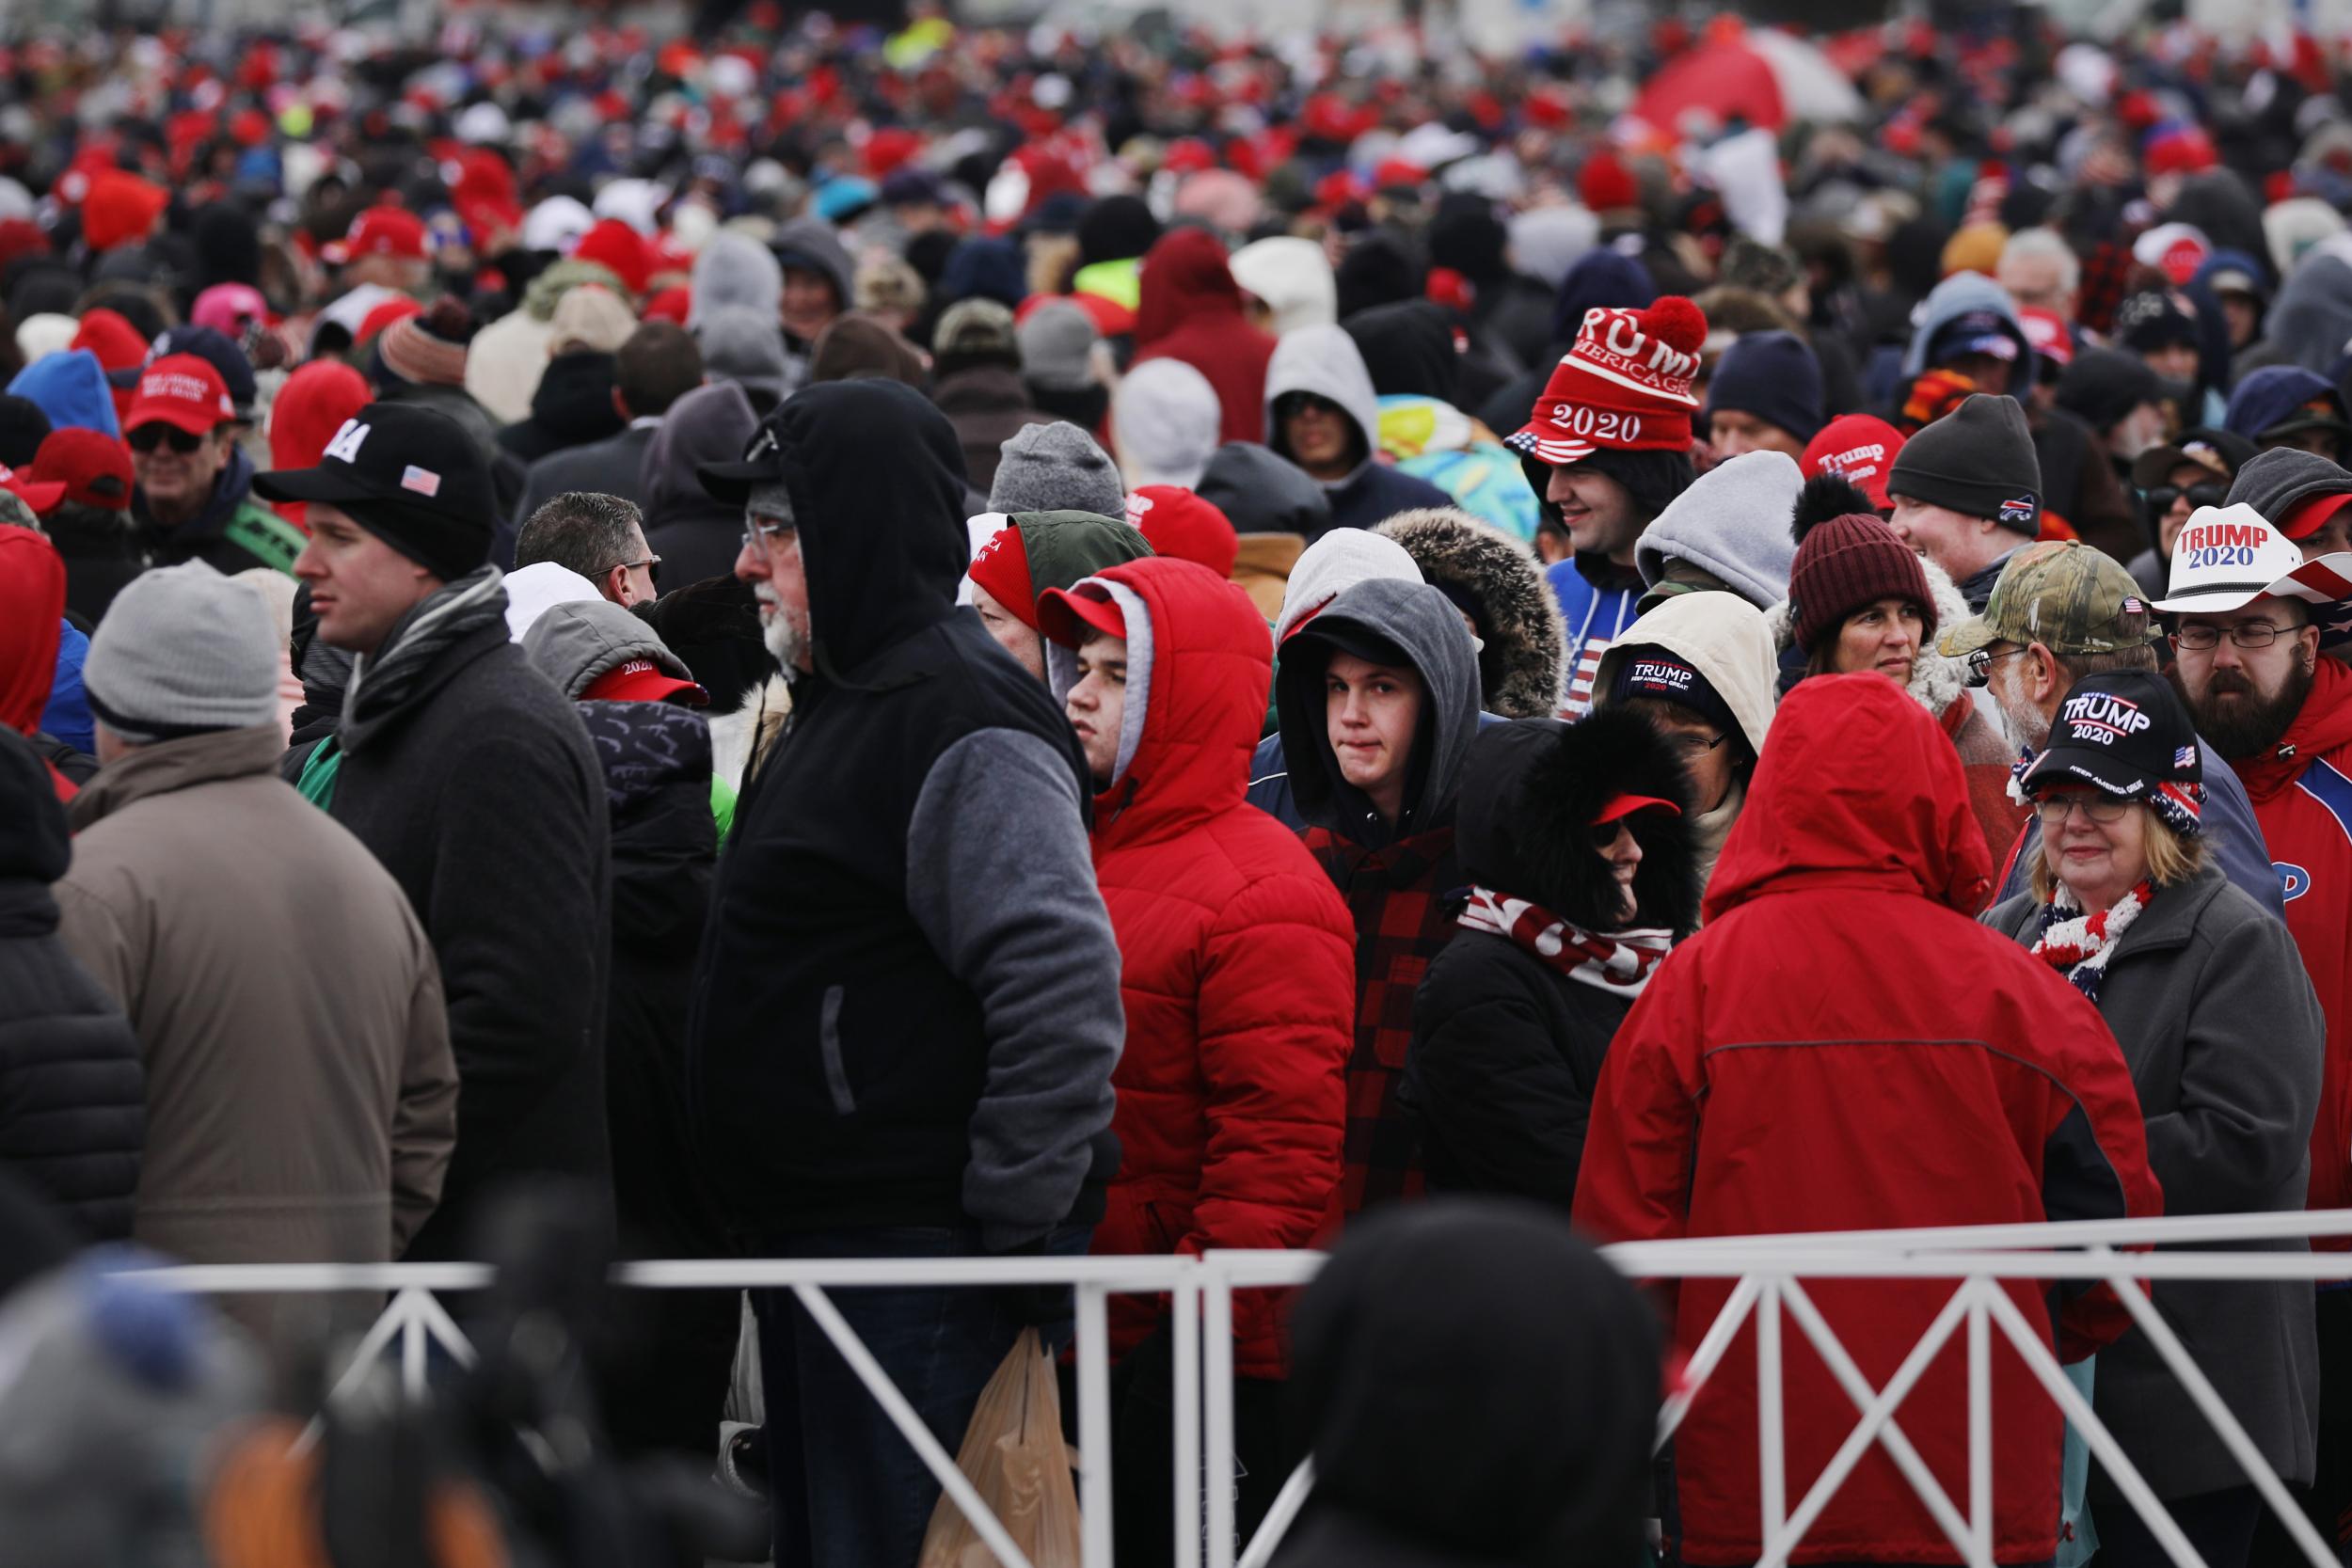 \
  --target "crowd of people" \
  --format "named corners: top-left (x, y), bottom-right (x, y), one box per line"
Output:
top-left (17, 4), bottom-right (2352, 1566)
